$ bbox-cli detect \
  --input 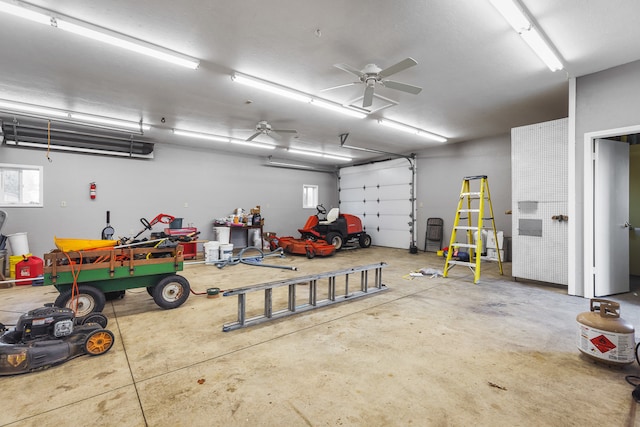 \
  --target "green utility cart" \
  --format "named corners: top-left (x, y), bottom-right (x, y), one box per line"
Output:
top-left (43, 245), bottom-right (190, 317)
